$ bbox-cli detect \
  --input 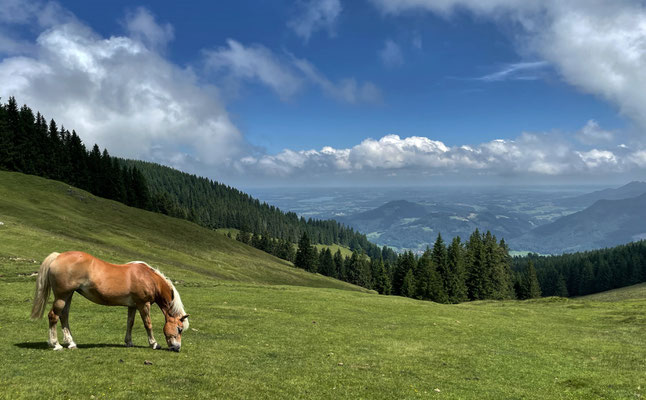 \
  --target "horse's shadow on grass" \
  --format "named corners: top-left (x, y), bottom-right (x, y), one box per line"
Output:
top-left (14, 342), bottom-right (150, 350)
